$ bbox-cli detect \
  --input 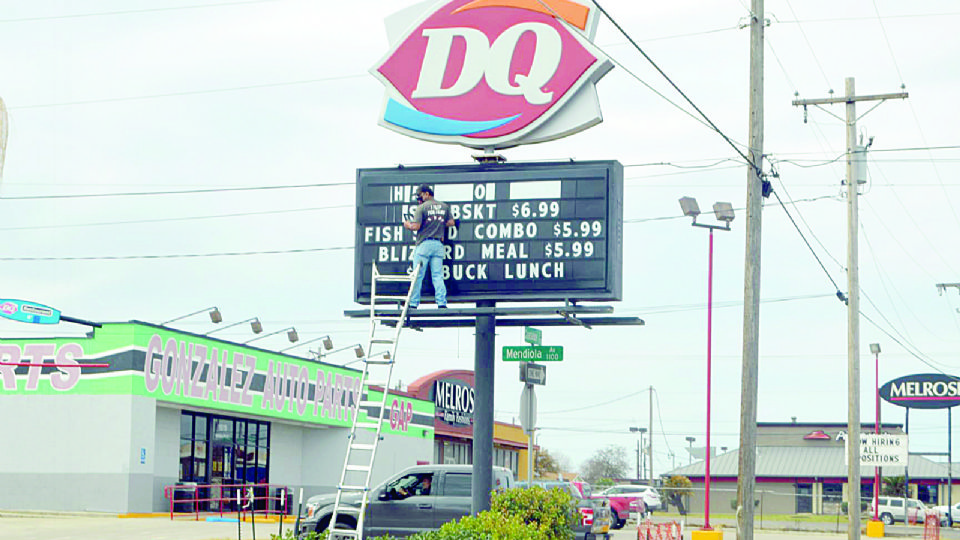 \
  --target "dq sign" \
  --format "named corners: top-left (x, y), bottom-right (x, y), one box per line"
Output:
top-left (372, 0), bottom-right (613, 149)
